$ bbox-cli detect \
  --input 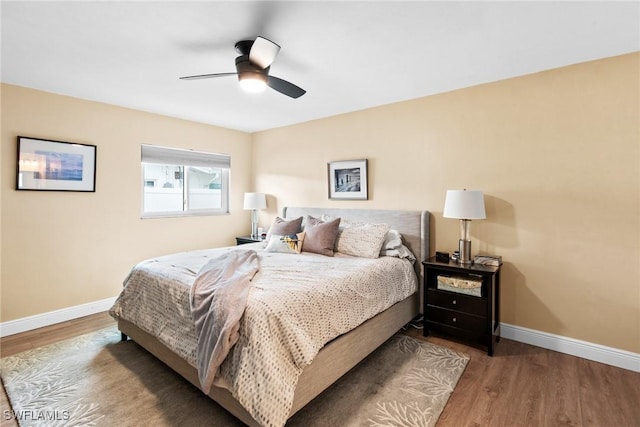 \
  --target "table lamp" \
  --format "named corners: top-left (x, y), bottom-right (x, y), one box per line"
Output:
top-left (443, 189), bottom-right (486, 264)
top-left (243, 192), bottom-right (267, 238)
